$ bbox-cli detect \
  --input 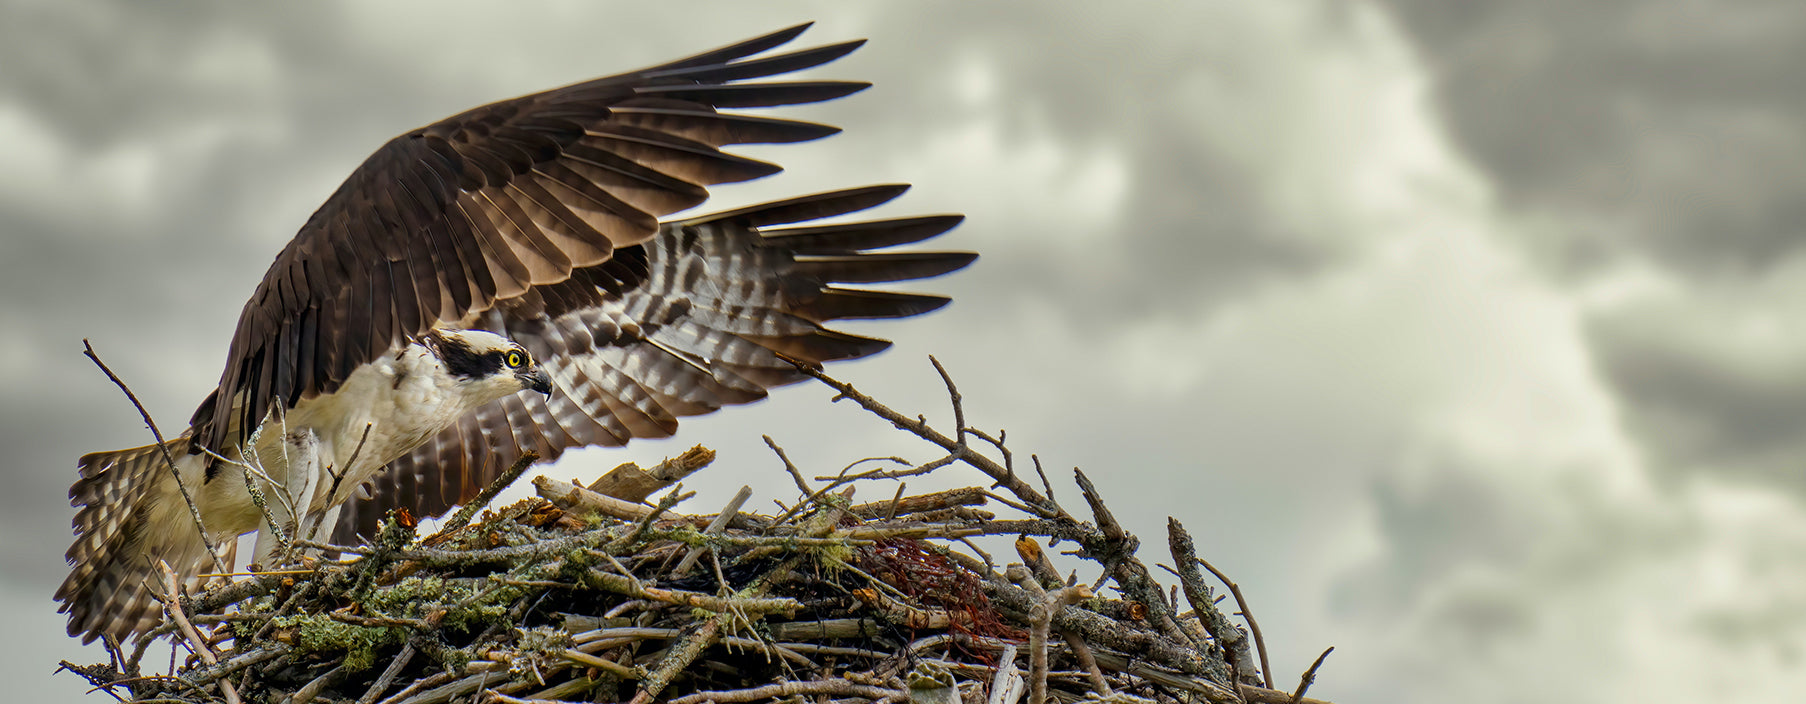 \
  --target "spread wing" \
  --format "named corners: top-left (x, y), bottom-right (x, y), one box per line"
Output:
top-left (331, 185), bottom-right (972, 542)
top-left (191, 23), bottom-right (869, 455)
